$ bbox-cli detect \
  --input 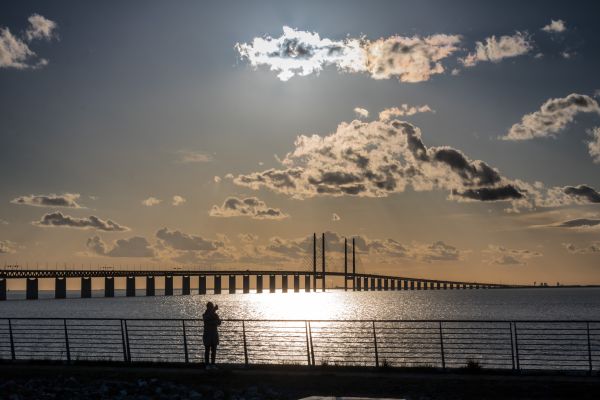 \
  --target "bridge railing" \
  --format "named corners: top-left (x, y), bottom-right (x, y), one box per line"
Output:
top-left (0, 318), bottom-right (598, 373)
